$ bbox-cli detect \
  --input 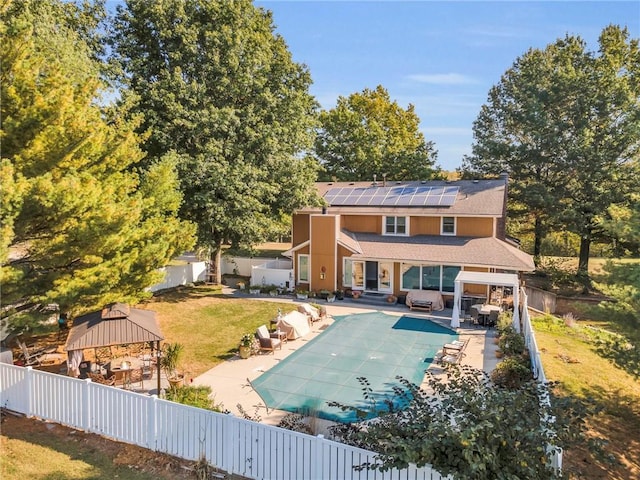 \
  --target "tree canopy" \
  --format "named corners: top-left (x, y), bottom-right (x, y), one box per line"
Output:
top-left (1, 0), bottom-right (195, 315)
top-left (314, 85), bottom-right (440, 181)
top-left (463, 25), bottom-right (640, 279)
top-left (111, 0), bottom-right (320, 282)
